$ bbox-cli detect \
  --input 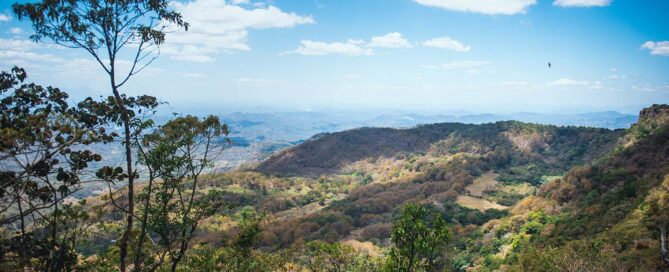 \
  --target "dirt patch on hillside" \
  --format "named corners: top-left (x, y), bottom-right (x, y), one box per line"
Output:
top-left (456, 195), bottom-right (508, 211)
top-left (466, 172), bottom-right (499, 197)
